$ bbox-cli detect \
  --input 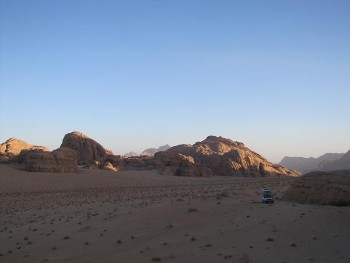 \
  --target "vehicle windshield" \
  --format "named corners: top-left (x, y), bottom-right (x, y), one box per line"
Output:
top-left (264, 194), bottom-right (272, 198)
